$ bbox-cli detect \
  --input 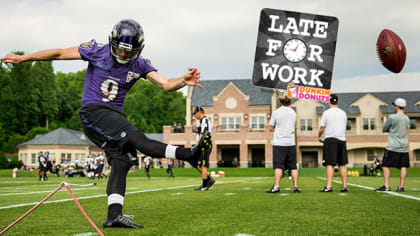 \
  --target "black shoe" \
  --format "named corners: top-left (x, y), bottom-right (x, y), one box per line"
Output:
top-left (319, 187), bottom-right (333, 192)
top-left (103, 214), bottom-right (144, 229)
top-left (396, 187), bottom-right (405, 192)
top-left (190, 131), bottom-right (212, 167)
top-left (340, 188), bottom-right (348, 193)
top-left (194, 185), bottom-right (206, 191)
top-left (206, 178), bottom-right (216, 190)
top-left (293, 187), bottom-right (301, 193)
top-left (266, 187), bottom-right (280, 193)
top-left (375, 186), bottom-right (391, 192)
